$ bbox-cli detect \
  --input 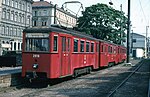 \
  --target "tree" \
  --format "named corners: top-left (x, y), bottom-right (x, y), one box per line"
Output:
top-left (77, 3), bottom-right (127, 44)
